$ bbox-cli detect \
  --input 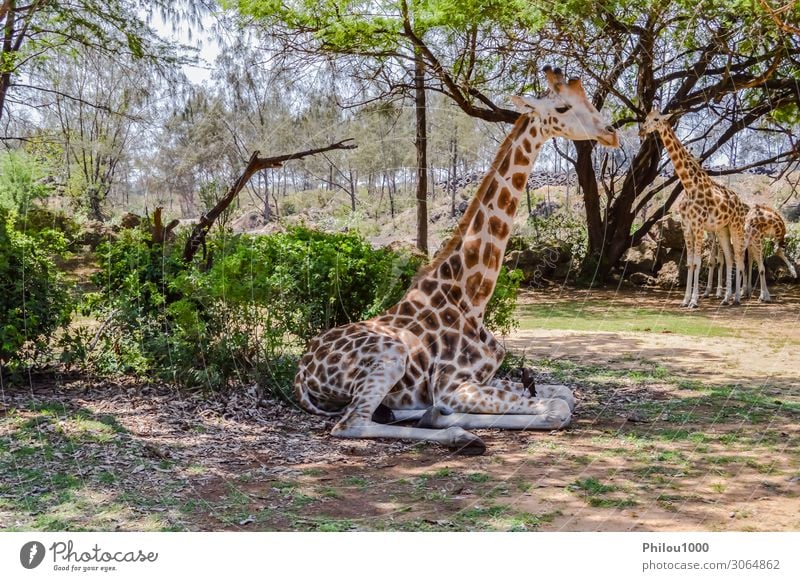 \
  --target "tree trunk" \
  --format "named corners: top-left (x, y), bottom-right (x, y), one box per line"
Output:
top-left (414, 48), bottom-right (429, 256)
top-left (575, 142), bottom-right (606, 281)
top-left (449, 133), bottom-right (458, 217)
